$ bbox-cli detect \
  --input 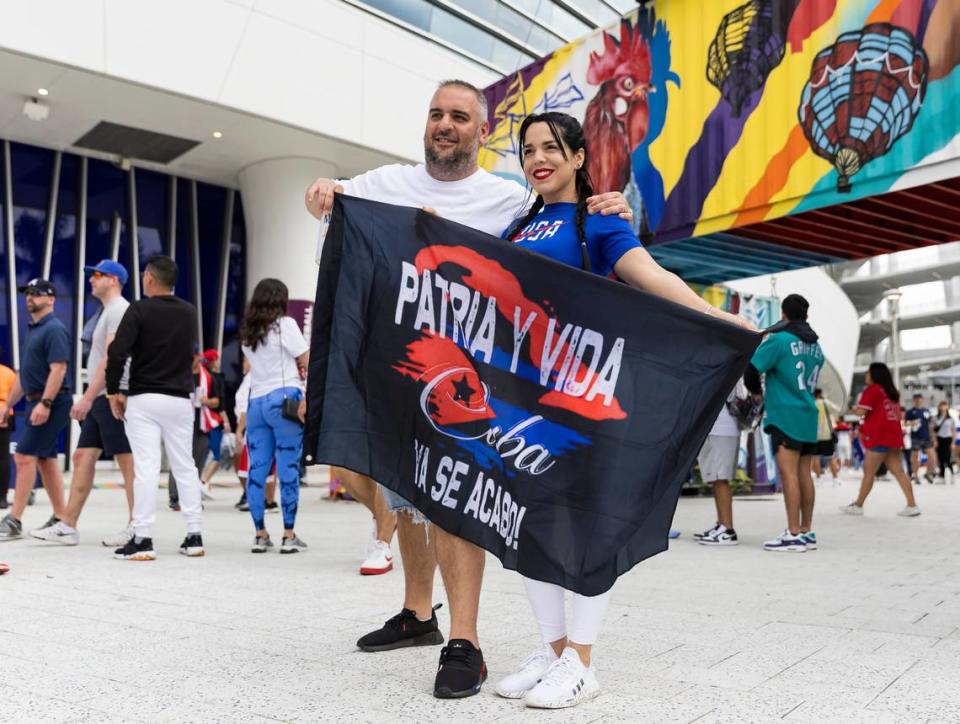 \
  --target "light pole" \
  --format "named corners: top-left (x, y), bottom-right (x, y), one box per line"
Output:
top-left (885, 289), bottom-right (903, 390)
